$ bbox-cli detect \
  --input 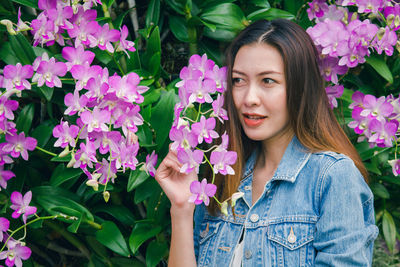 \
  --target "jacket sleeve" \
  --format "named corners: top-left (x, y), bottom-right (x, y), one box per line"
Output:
top-left (313, 157), bottom-right (379, 267)
top-left (193, 203), bottom-right (206, 260)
